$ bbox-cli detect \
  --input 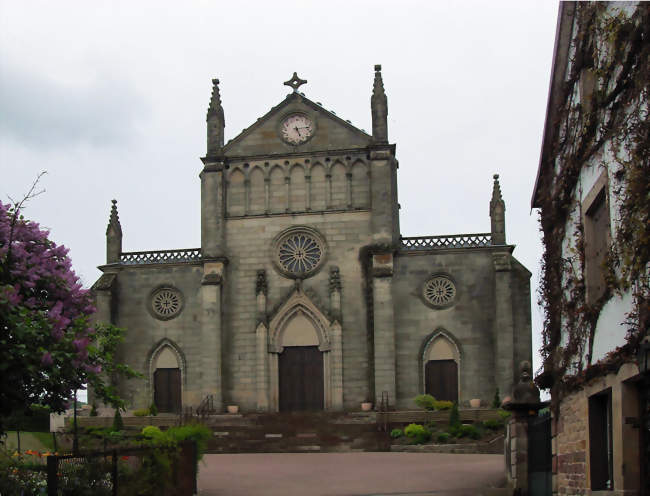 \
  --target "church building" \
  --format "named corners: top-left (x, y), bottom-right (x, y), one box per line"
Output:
top-left (92, 66), bottom-right (532, 413)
